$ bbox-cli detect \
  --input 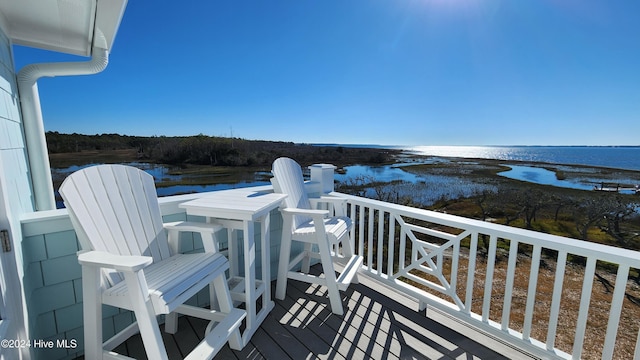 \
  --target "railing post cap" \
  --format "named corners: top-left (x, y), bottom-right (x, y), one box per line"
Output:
top-left (309, 163), bottom-right (337, 170)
